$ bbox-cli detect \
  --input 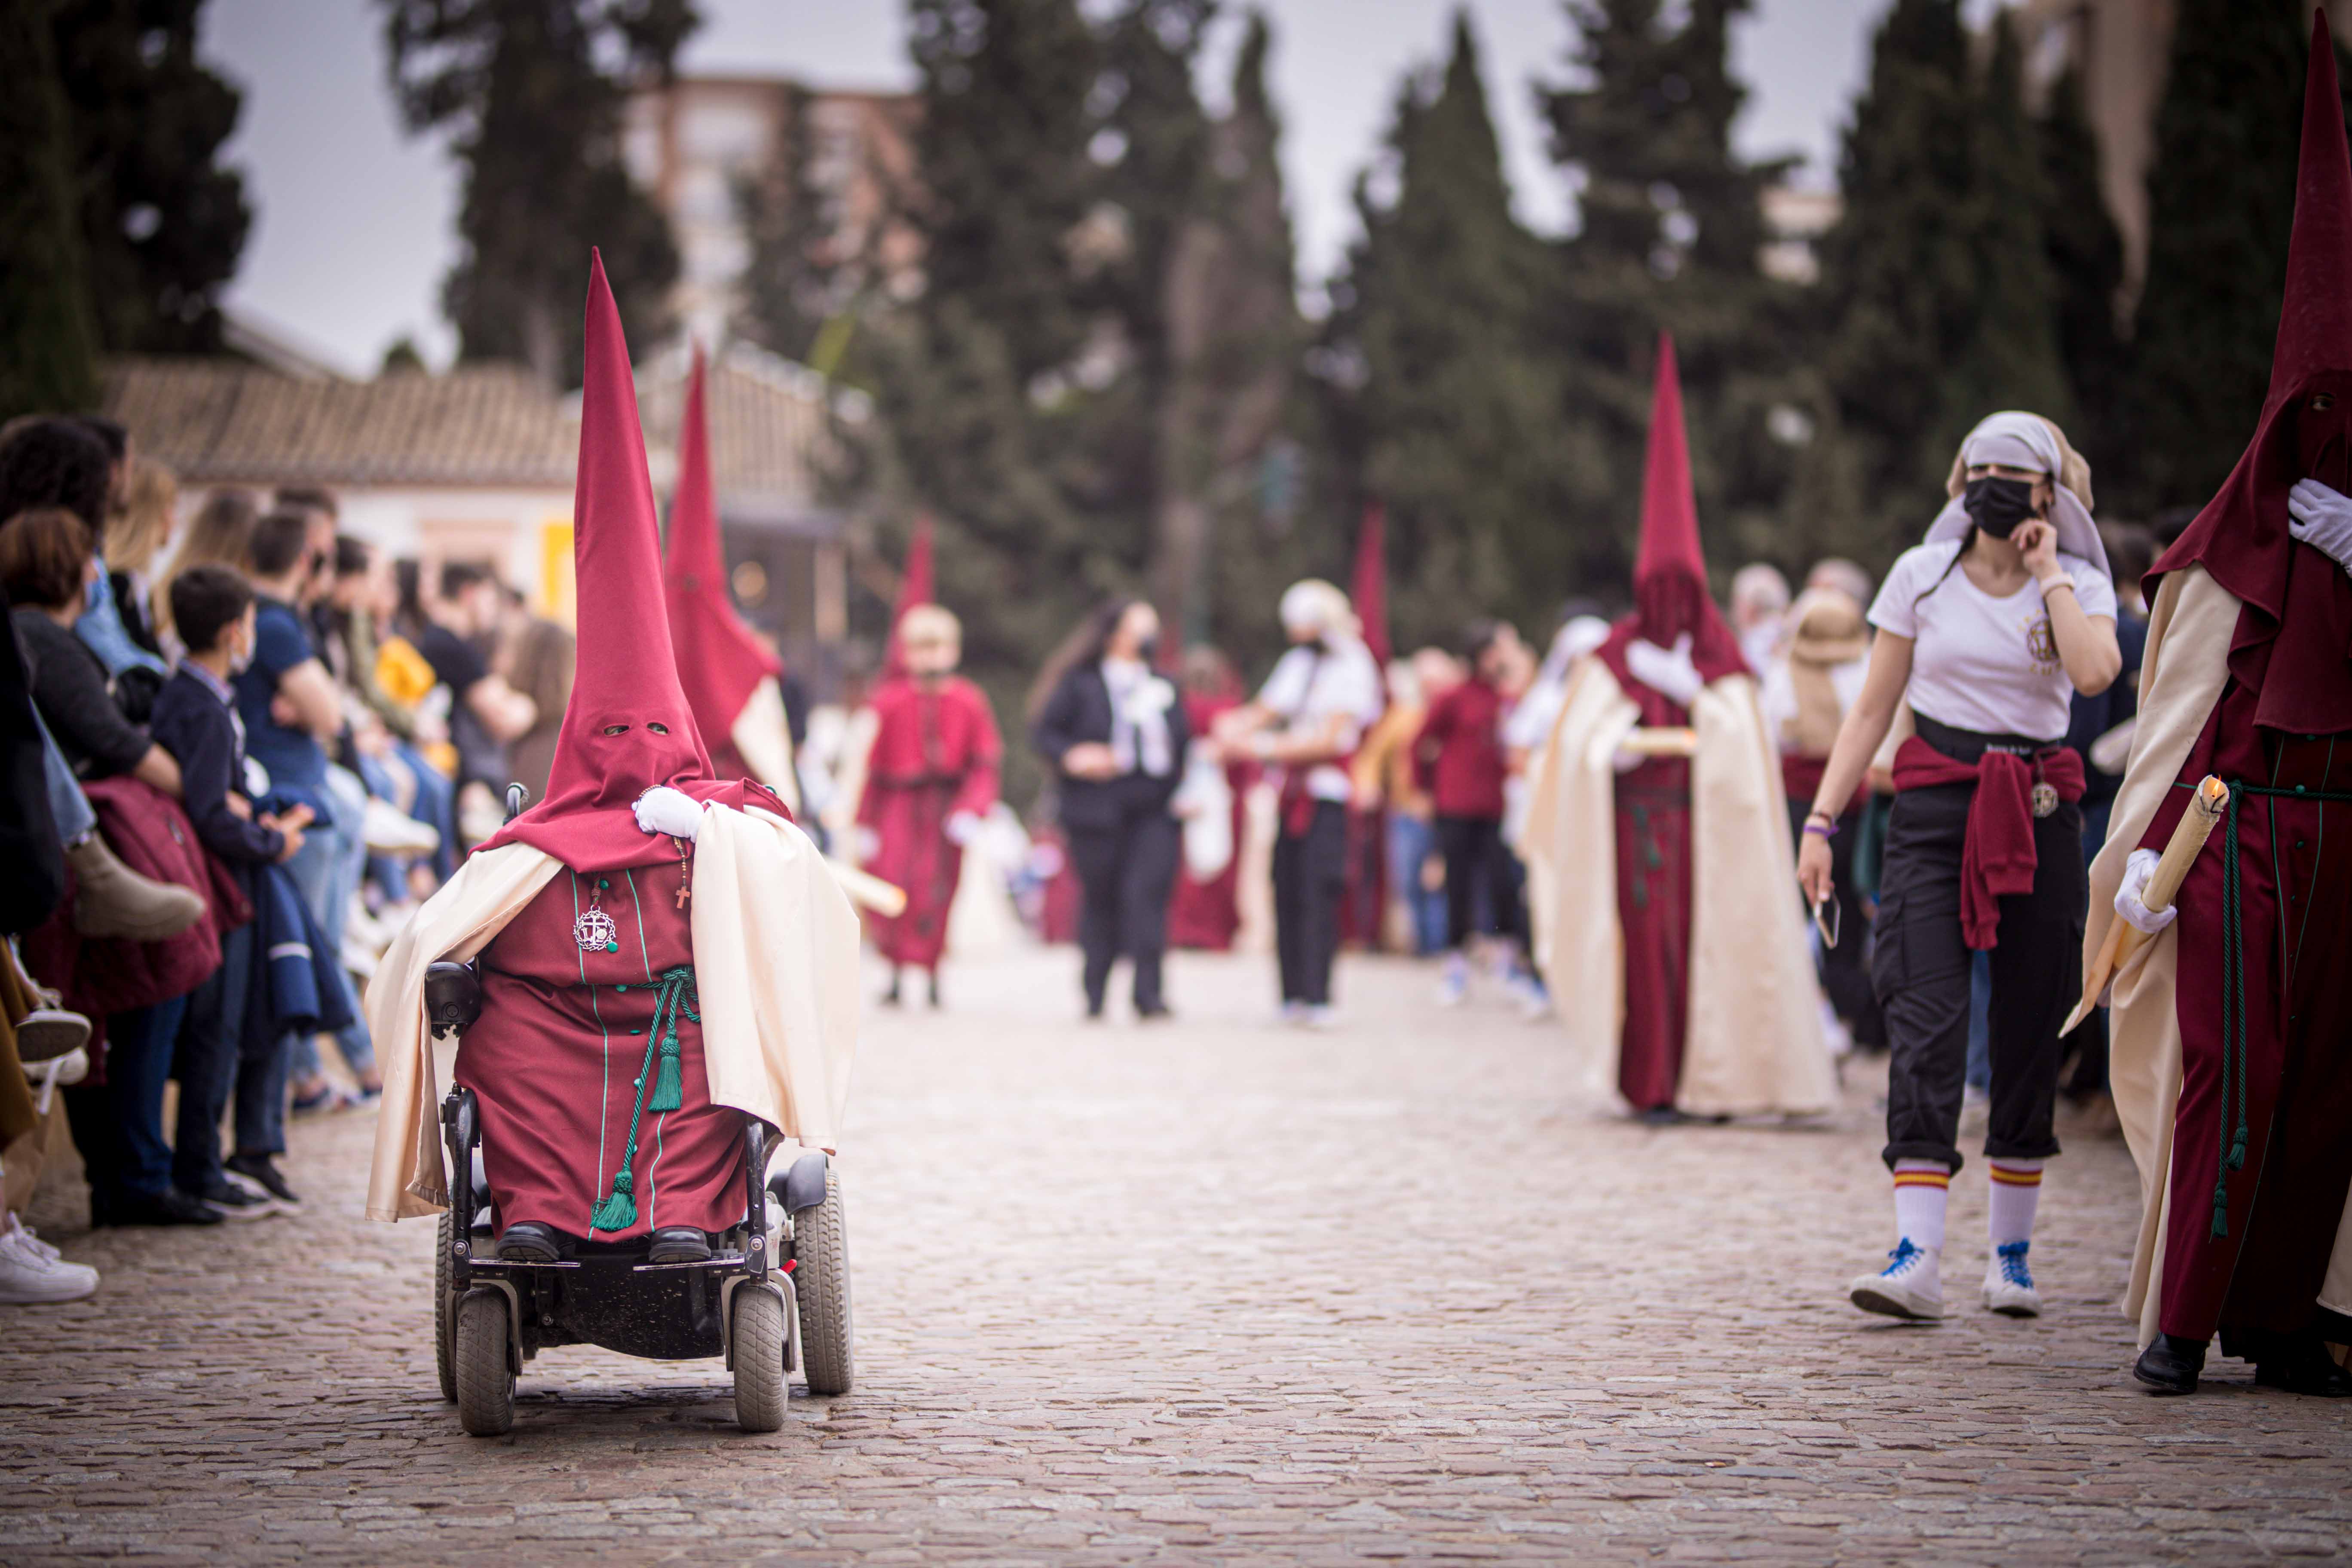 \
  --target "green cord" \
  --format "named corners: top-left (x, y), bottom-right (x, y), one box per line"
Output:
top-left (588, 964), bottom-right (699, 1233)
